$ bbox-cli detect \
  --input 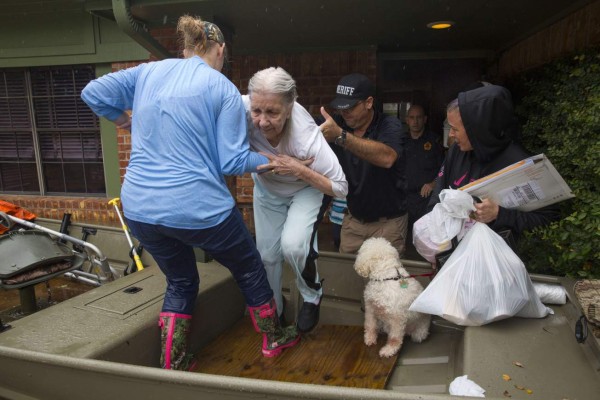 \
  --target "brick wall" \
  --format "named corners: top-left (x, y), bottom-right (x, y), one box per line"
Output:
top-left (230, 50), bottom-right (377, 116)
top-left (1, 194), bottom-right (120, 226)
top-left (497, 0), bottom-right (600, 78)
